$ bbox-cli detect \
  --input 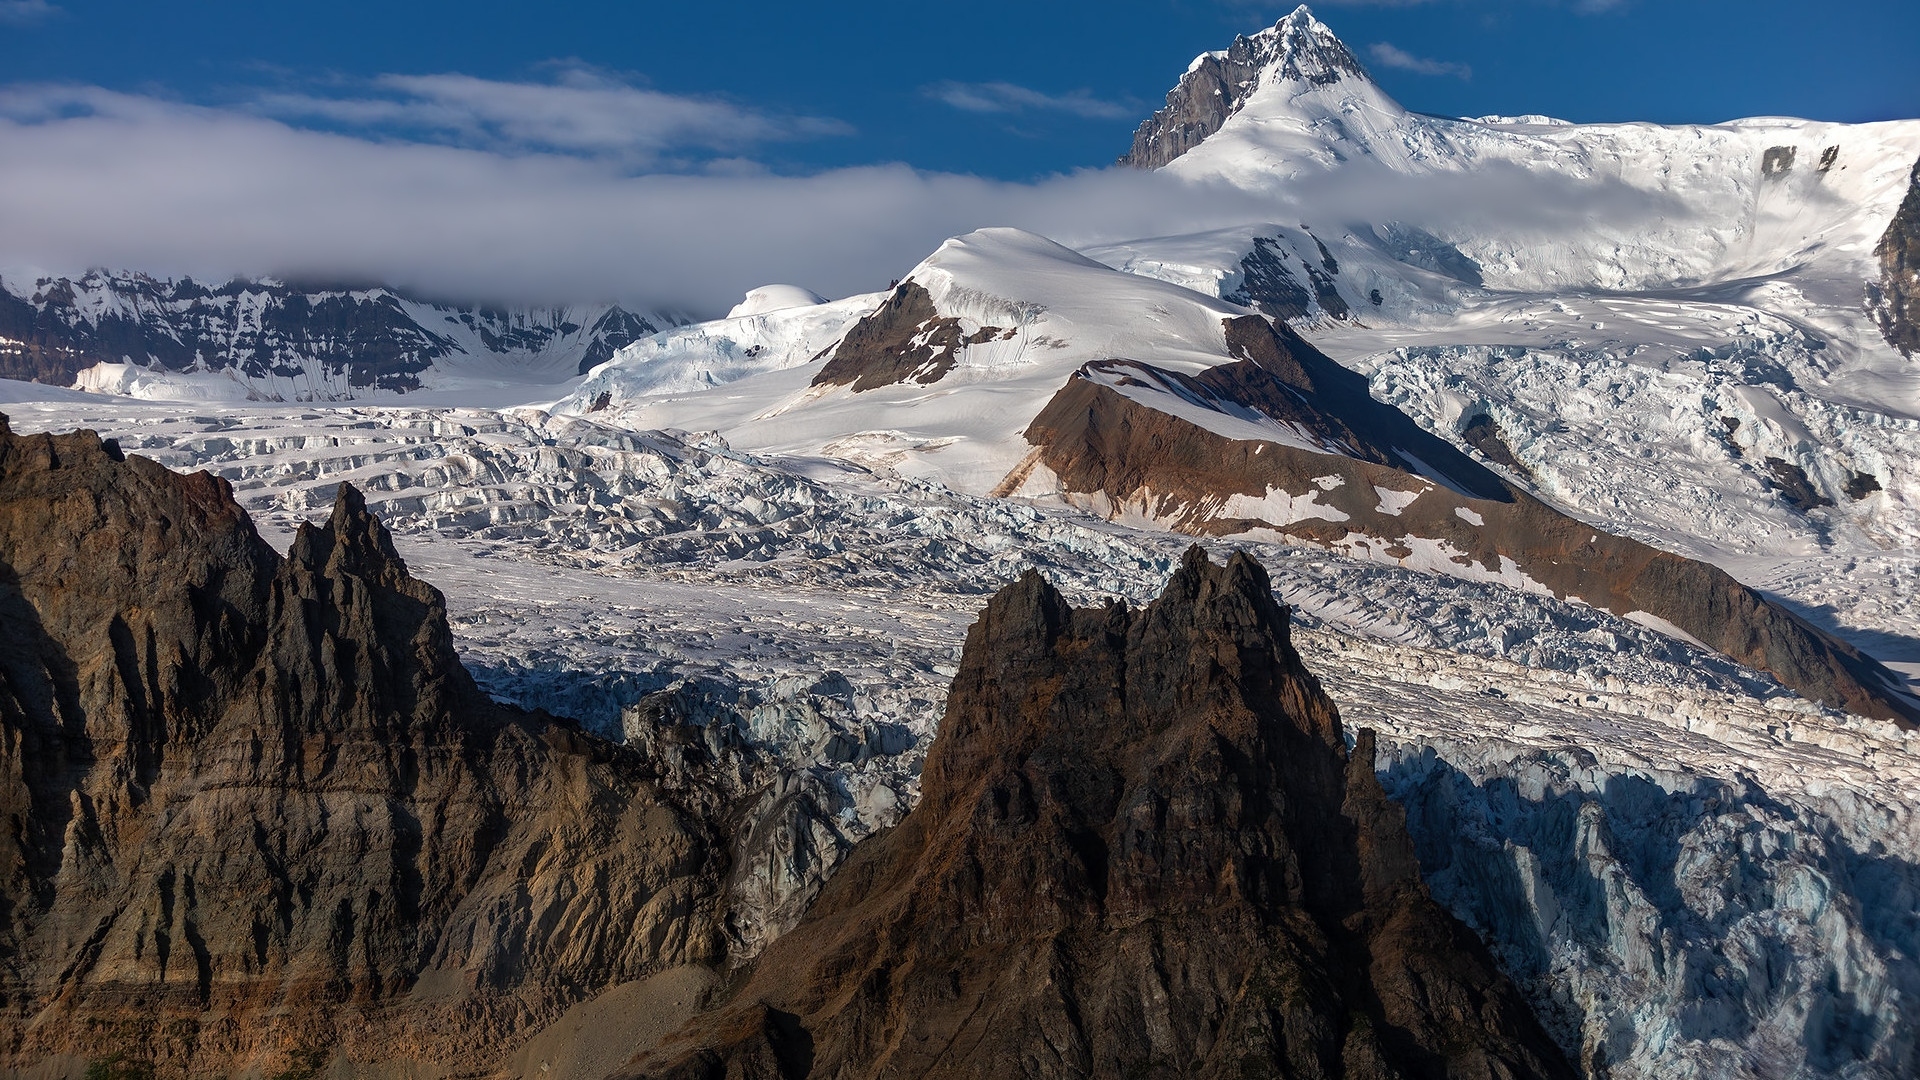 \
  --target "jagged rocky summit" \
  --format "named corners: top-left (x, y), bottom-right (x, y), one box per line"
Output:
top-left (0, 414), bottom-right (742, 1076)
top-left (629, 547), bottom-right (1575, 1079)
top-left (1123, 5), bottom-right (1366, 169)
top-left (0, 417), bottom-right (1577, 1078)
